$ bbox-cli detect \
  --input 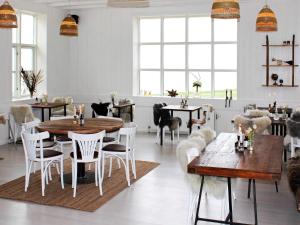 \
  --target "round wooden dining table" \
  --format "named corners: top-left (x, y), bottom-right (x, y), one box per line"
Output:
top-left (37, 118), bottom-right (123, 184)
